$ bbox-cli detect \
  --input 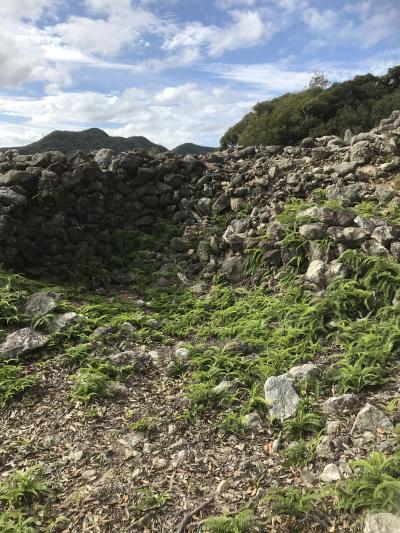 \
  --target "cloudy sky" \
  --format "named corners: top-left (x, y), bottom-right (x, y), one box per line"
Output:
top-left (0, 0), bottom-right (399, 149)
